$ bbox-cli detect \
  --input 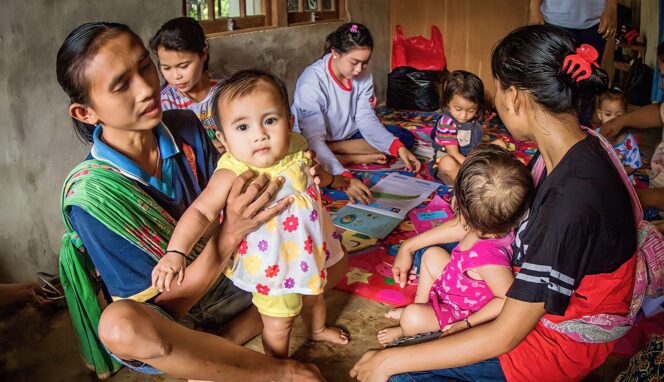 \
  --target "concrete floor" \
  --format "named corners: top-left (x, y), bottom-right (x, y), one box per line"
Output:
top-left (0, 289), bottom-right (629, 382)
